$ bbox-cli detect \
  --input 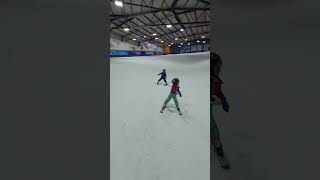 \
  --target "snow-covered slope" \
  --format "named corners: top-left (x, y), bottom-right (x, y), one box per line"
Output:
top-left (110, 52), bottom-right (210, 180)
